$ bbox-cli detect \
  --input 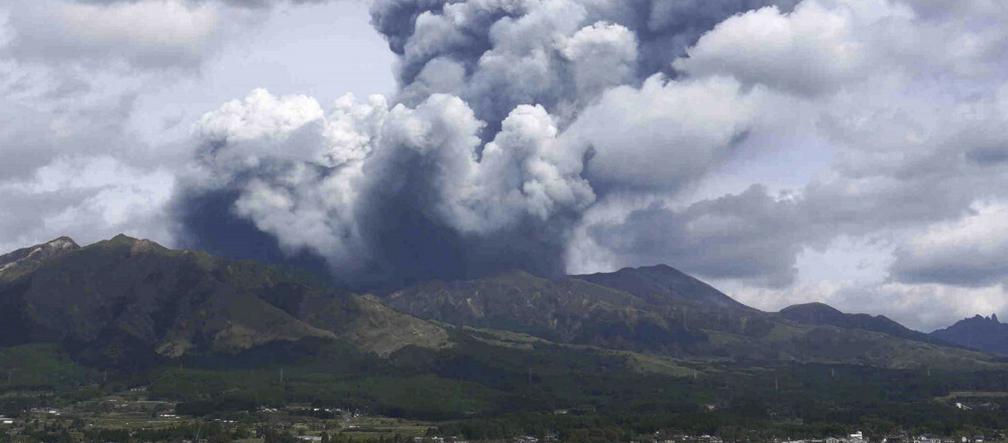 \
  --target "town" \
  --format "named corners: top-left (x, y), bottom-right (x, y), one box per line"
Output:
top-left (2, 388), bottom-right (1008, 443)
